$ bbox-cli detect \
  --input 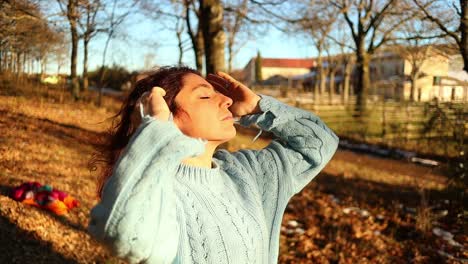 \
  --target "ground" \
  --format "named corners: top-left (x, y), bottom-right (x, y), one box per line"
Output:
top-left (0, 85), bottom-right (465, 263)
